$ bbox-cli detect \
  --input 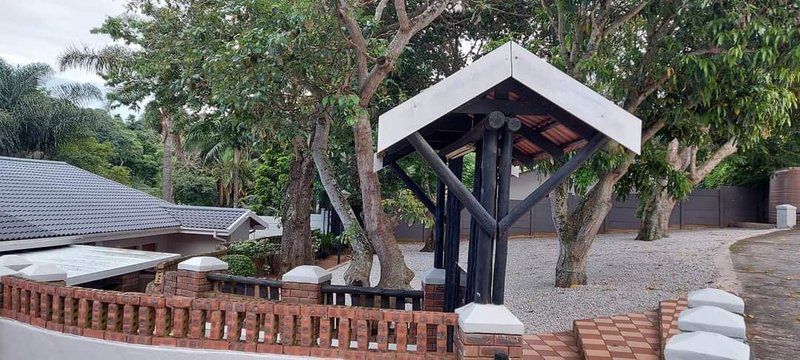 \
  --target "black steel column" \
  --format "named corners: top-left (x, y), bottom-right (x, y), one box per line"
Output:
top-left (474, 111), bottom-right (504, 303)
top-left (443, 157), bottom-right (463, 312)
top-left (492, 118), bottom-right (520, 304)
top-left (433, 178), bottom-right (446, 269)
top-left (465, 143), bottom-right (482, 303)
